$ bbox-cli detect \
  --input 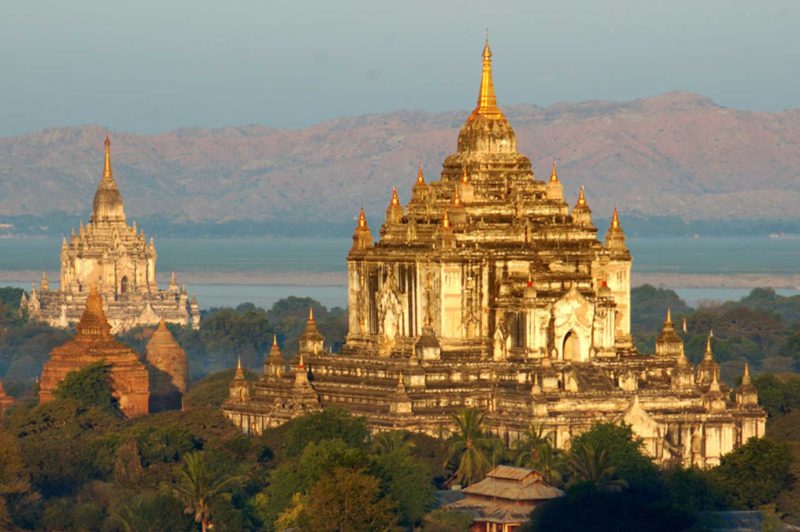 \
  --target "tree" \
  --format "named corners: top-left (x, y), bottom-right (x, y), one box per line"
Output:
top-left (422, 509), bottom-right (474, 531)
top-left (53, 361), bottom-right (120, 415)
top-left (171, 451), bottom-right (239, 532)
top-left (568, 423), bottom-right (659, 493)
top-left (284, 408), bottom-right (369, 457)
top-left (711, 437), bottom-right (794, 509)
top-left (371, 447), bottom-right (435, 528)
top-left (303, 467), bottom-right (398, 532)
top-left (371, 430), bottom-right (415, 457)
top-left (566, 441), bottom-right (627, 492)
top-left (445, 408), bottom-right (497, 486)
top-left (513, 424), bottom-right (562, 485)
